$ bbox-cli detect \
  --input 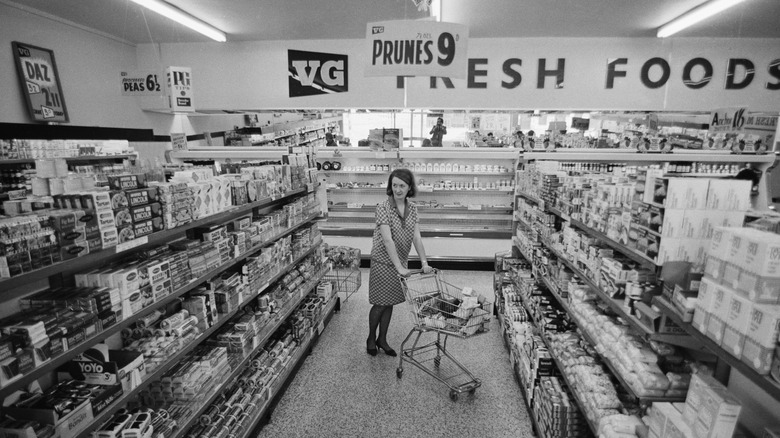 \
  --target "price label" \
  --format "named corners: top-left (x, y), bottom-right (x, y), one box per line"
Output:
top-left (116, 236), bottom-right (148, 253)
top-left (120, 70), bottom-right (165, 96)
top-left (365, 21), bottom-right (469, 79)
